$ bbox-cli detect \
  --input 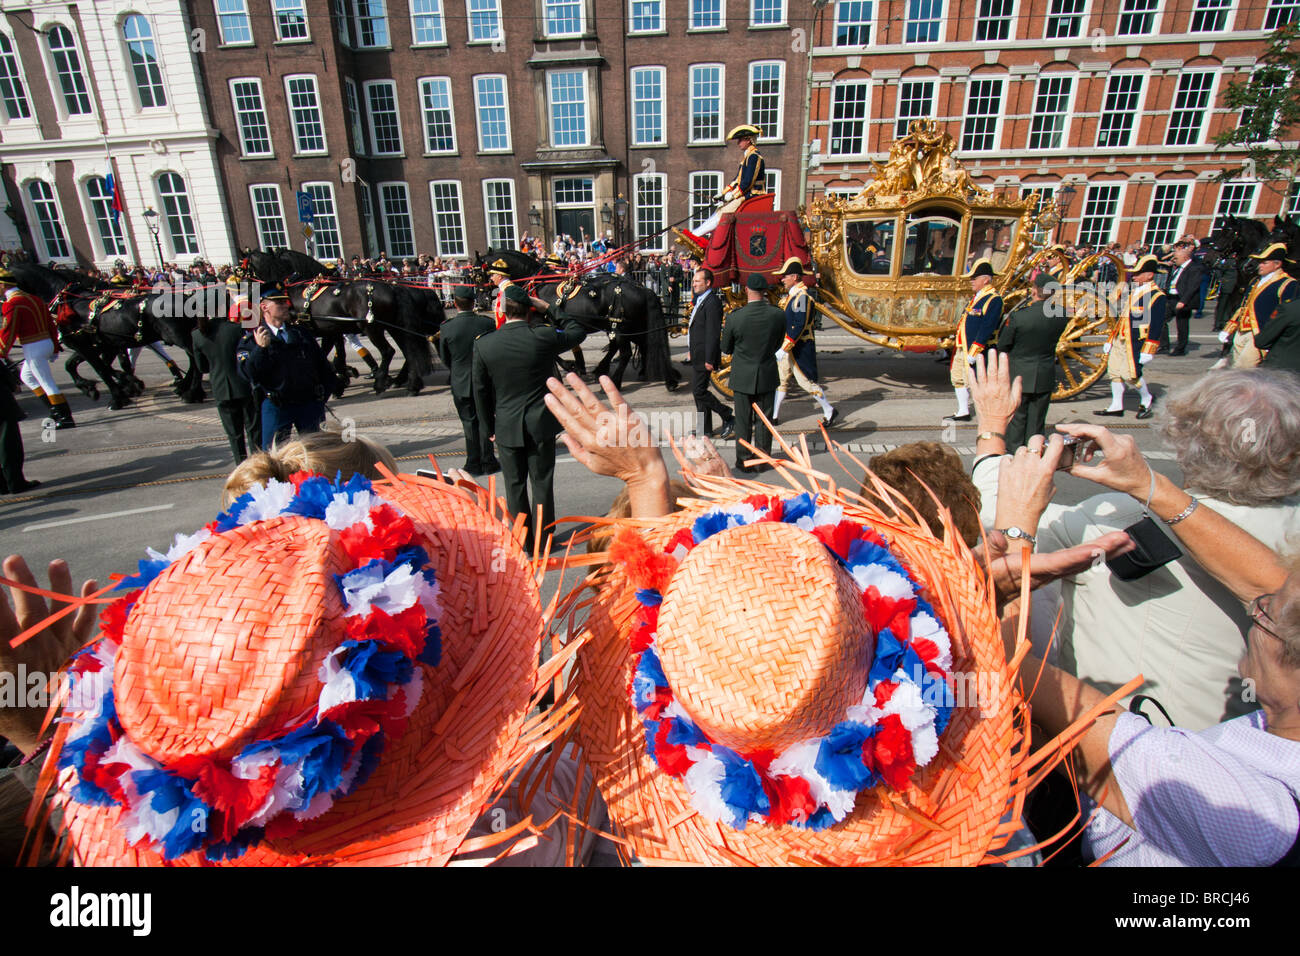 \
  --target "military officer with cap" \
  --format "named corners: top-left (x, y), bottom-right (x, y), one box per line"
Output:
top-left (1218, 243), bottom-right (1297, 370)
top-left (438, 284), bottom-right (498, 476)
top-left (0, 265), bottom-right (73, 429)
top-left (486, 259), bottom-right (517, 330)
top-left (1096, 253), bottom-right (1165, 419)
top-left (946, 258), bottom-right (1002, 423)
top-left (720, 273), bottom-right (786, 473)
top-left (773, 257), bottom-right (837, 427)
top-left (997, 271), bottom-right (1070, 449)
top-left (688, 124), bottom-right (768, 241)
